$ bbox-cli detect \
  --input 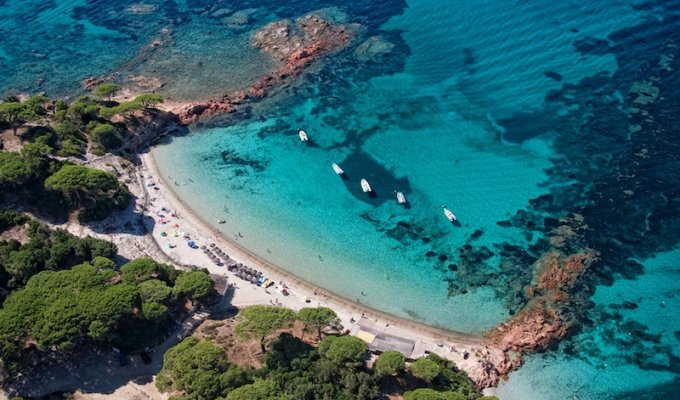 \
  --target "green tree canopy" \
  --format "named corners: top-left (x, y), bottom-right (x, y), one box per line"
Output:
top-left (44, 164), bottom-right (119, 206)
top-left (120, 258), bottom-right (178, 285)
top-left (67, 96), bottom-right (100, 120)
top-left (0, 151), bottom-right (34, 185)
top-left (90, 123), bottom-right (122, 150)
top-left (1, 222), bottom-right (117, 289)
top-left (0, 210), bottom-right (27, 231)
top-left (138, 278), bottom-right (173, 304)
top-left (173, 269), bottom-right (214, 303)
top-left (135, 93), bottom-right (164, 109)
top-left (318, 335), bottom-right (368, 369)
top-left (91, 256), bottom-right (116, 270)
top-left (0, 102), bottom-right (26, 135)
top-left (225, 379), bottom-right (279, 400)
top-left (0, 146), bottom-right (51, 189)
top-left (19, 95), bottom-right (47, 125)
top-left (403, 388), bottom-right (466, 400)
top-left (410, 357), bottom-right (442, 382)
top-left (93, 83), bottom-right (121, 100)
top-left (0, 263), bottom-right (139, 360)
top-left (235, 305), bottom-right (295, 352)
top-left (99, 100), bottom-right (143, 118)
top-left (141, 301), bottom-right (169, 321)
top-left (374, 350), bottom-right (406, 377)
top-left (156, 337), bottom-right (239, 400)
top-left (297, 307), bottom-right (340, 340)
